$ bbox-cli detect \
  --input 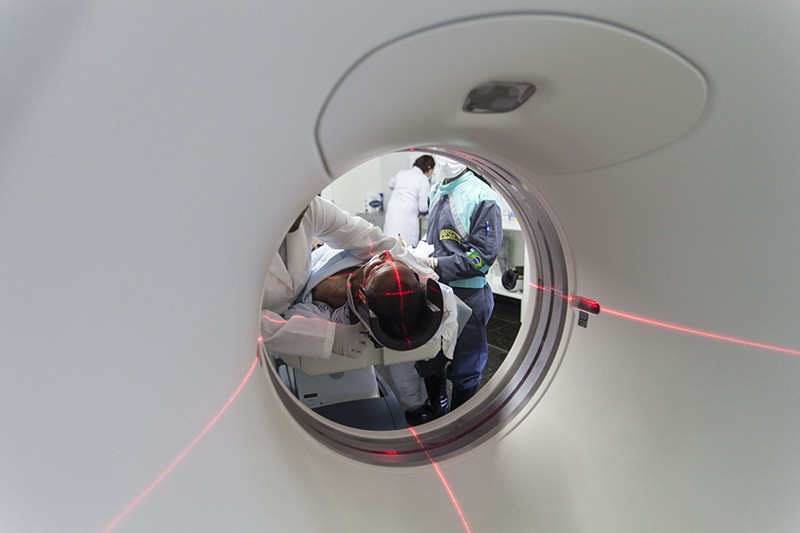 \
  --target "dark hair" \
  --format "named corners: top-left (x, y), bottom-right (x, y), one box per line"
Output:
top-left (413, 155), bottom-right (435, 173)
top-left (365, 274), bottom-right (425, 339)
